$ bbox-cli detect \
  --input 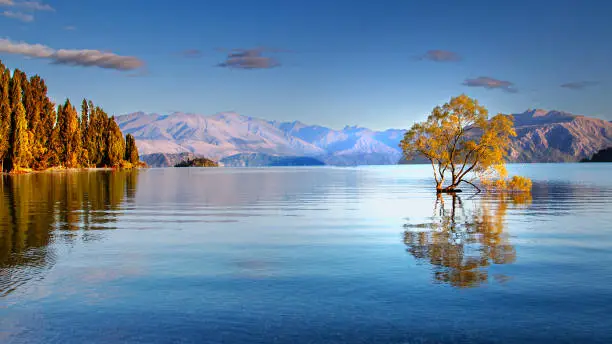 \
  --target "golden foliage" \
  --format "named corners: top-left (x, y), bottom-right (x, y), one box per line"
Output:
top-left (0, 60), bottom-right (141, 172)
top-left (482, 175), bottom-right (533, 193)
top-left (400, 94), bottom-right (517, 192)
